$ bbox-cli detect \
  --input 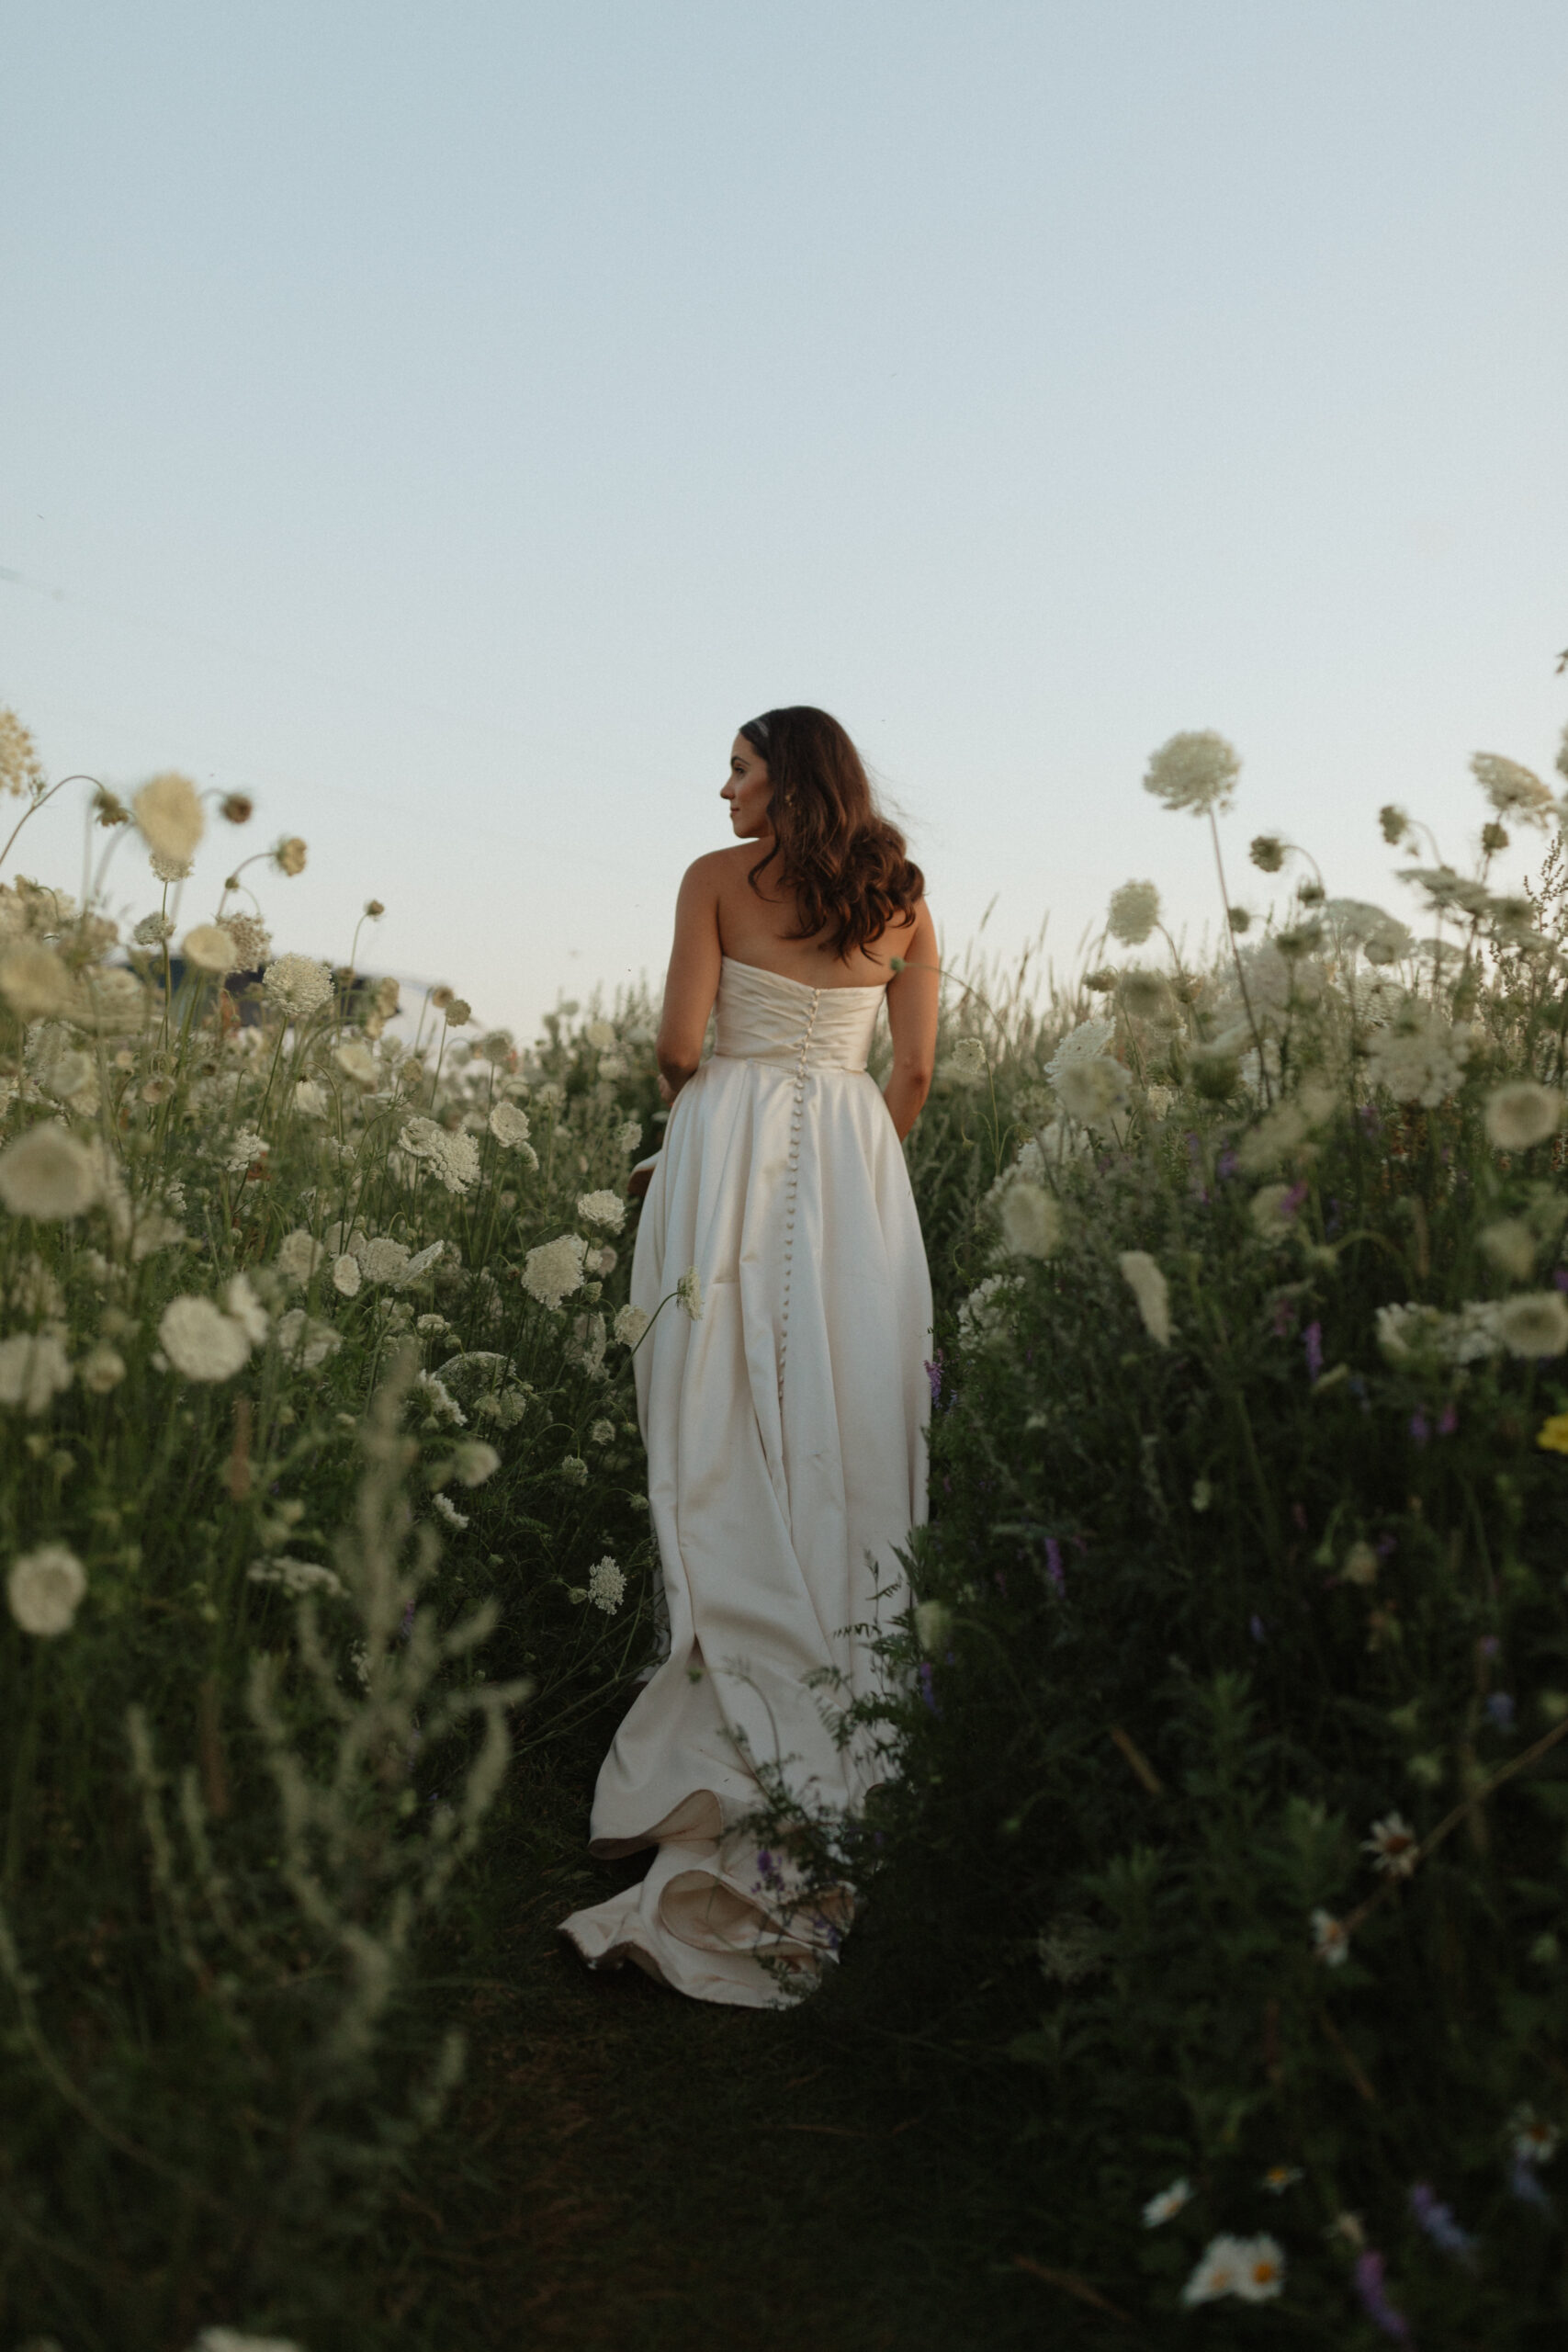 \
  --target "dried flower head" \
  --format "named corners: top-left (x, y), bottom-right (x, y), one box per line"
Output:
top-left (133, 911), bottom-right (175, 947)
top-left (149, 850), bottom-right (193, 883)
top-left (1107, 880), bottom-right (1160, 944)
top-left (1249, 835), bottom-right (1285, 873)
top-left (273, 836), bottom-right (307, 876)
top-left (1379, 803), bottom-right (1411, 845)
top-left (1472, 752), bottom-right (1555, 826)
top-left (133, 771), bottom-right (205, 865)
top-left (220, 792), bottom-right (254, 823)
top-left (1143, 729), bottom-right (1241, 818)
top-left (676, 1267), bottom-right (704, 1322)
top-left (0, 708), bottom-right (46, 798)
top-left (7, 1543), bottom-right (87, 1636)
top-left (614, 1304), bottom-right (649, 1347)
top-left (0, 1123), bottom-right (100, 1219)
